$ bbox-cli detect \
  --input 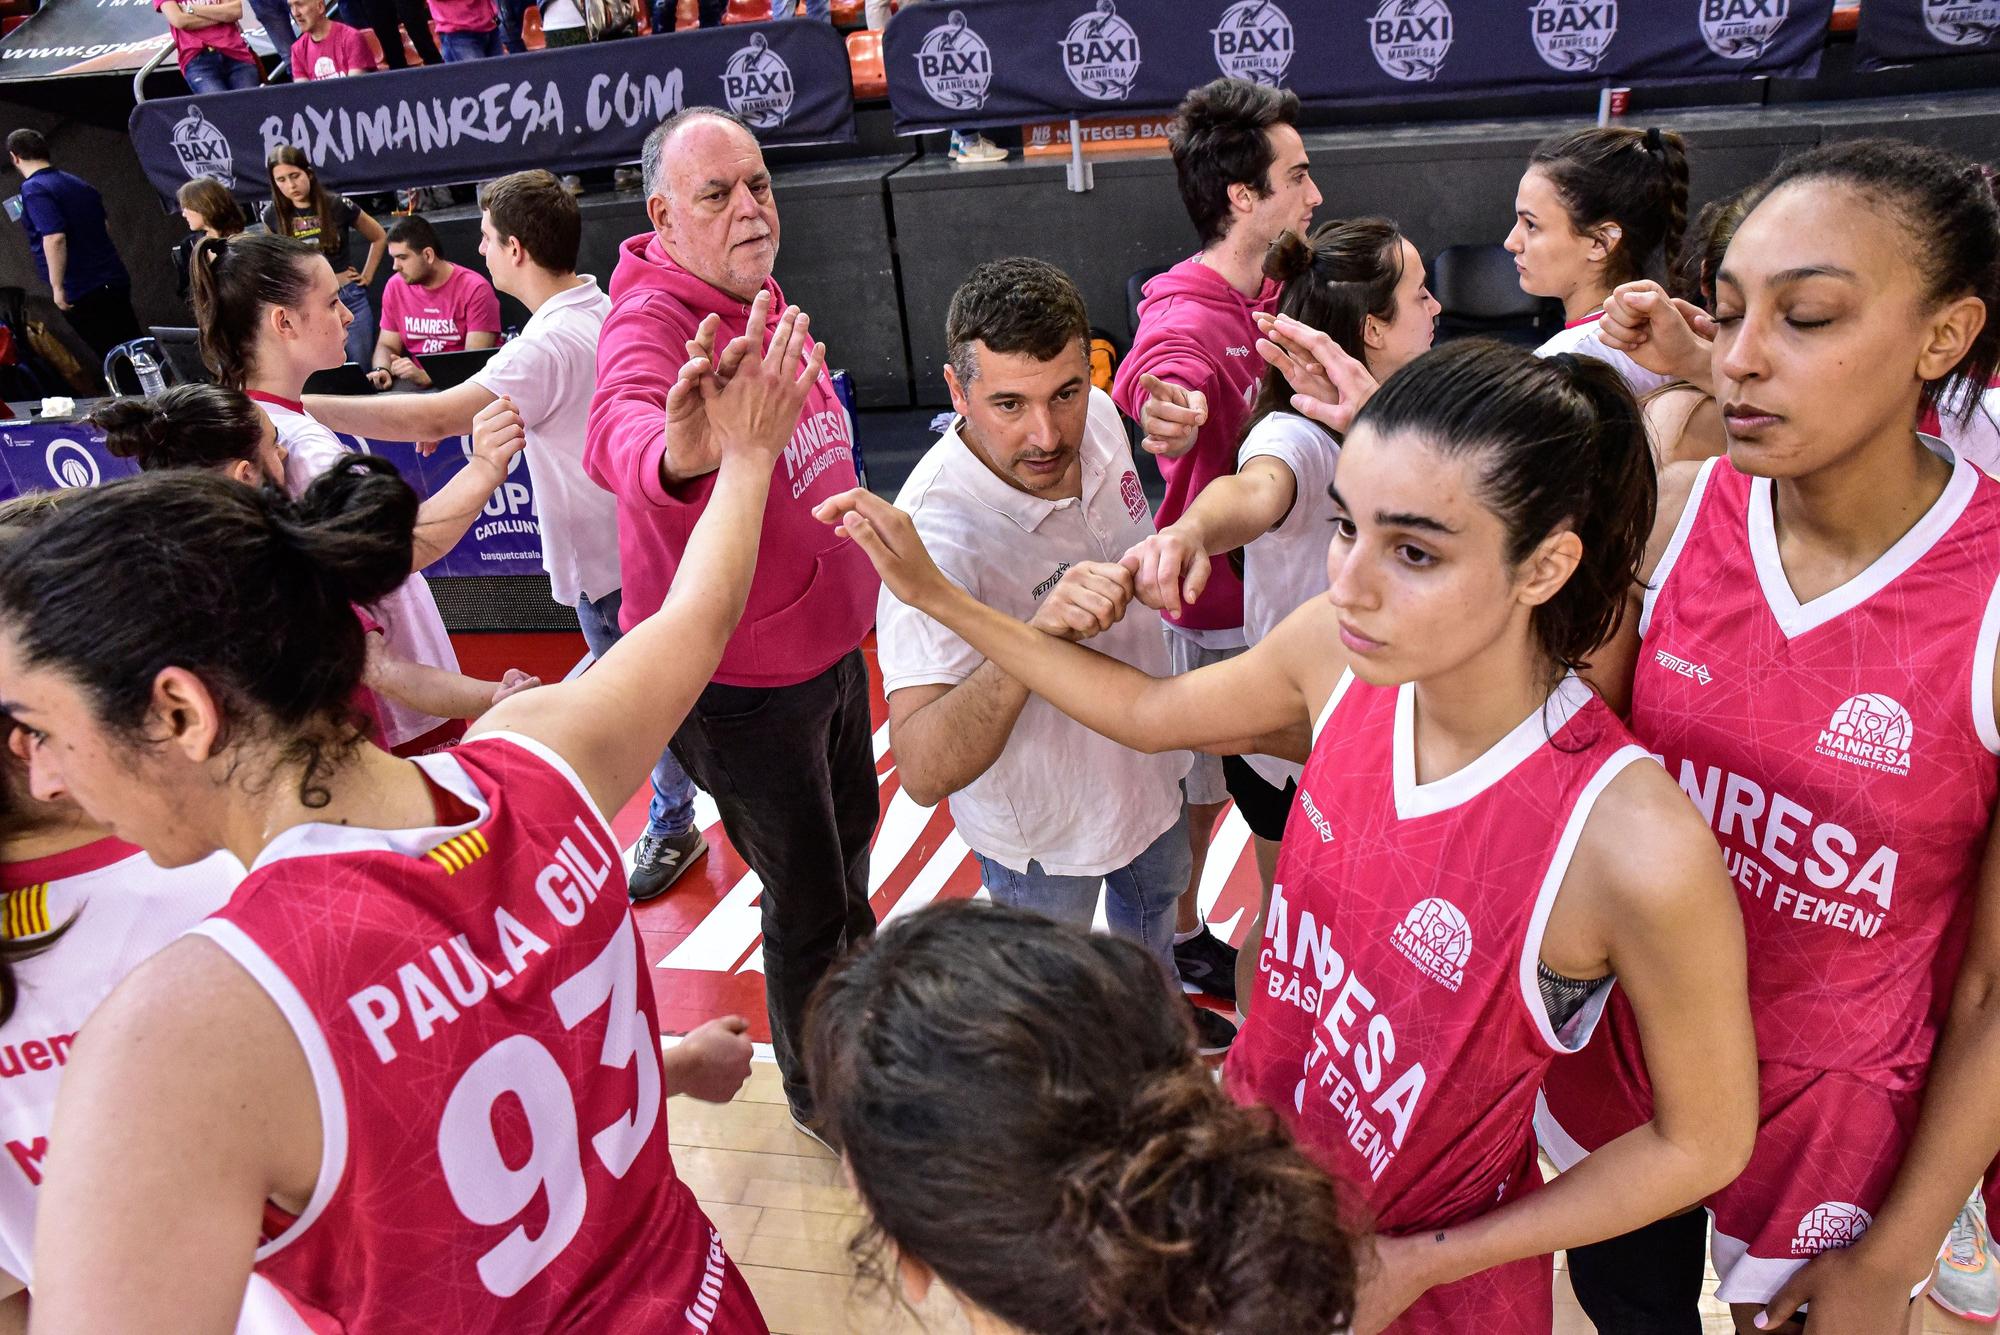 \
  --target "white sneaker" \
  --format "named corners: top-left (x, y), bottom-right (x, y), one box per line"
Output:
top-left (949, 132), bottom-right (1008, 164)
top-left (1934, 1191), bottom-right (2000, 1323)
